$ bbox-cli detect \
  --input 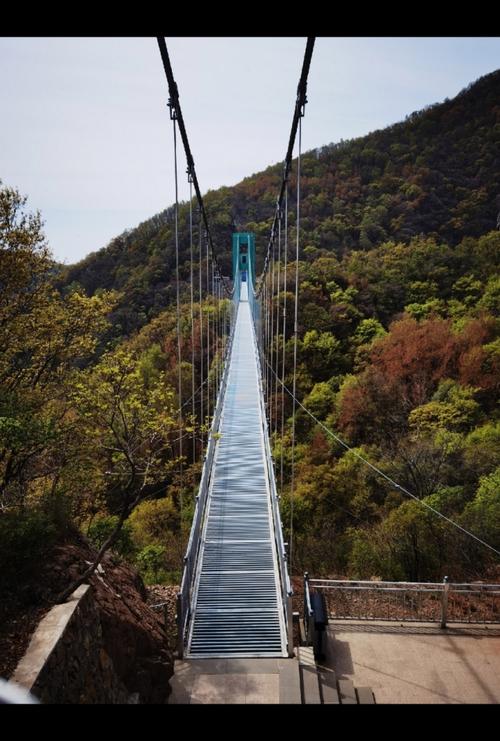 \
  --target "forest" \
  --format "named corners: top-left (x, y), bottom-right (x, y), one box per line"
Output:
top-left (1, 68), bottom-right (499, 608)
